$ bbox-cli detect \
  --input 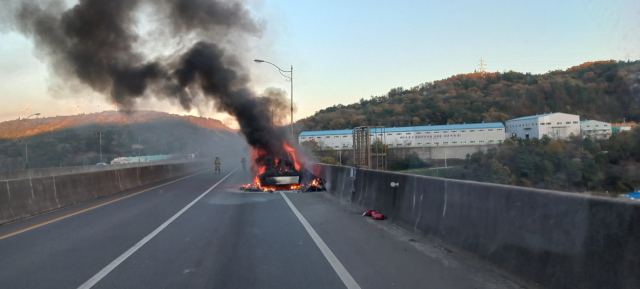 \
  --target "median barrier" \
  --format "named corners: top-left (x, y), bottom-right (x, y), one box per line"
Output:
top-left (312, 163), bottom-right (640, 289)
top-left (0, 161), bottom-right (211, 225)
top-left (0, 159), bottom-right (199, 181)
